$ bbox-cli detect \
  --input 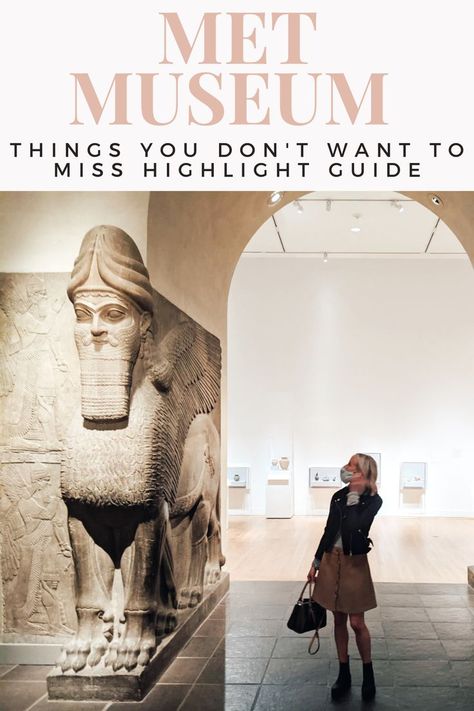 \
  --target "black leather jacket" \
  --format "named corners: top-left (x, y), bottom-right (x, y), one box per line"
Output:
top-left (314, 486), bottom-right (382, 562)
